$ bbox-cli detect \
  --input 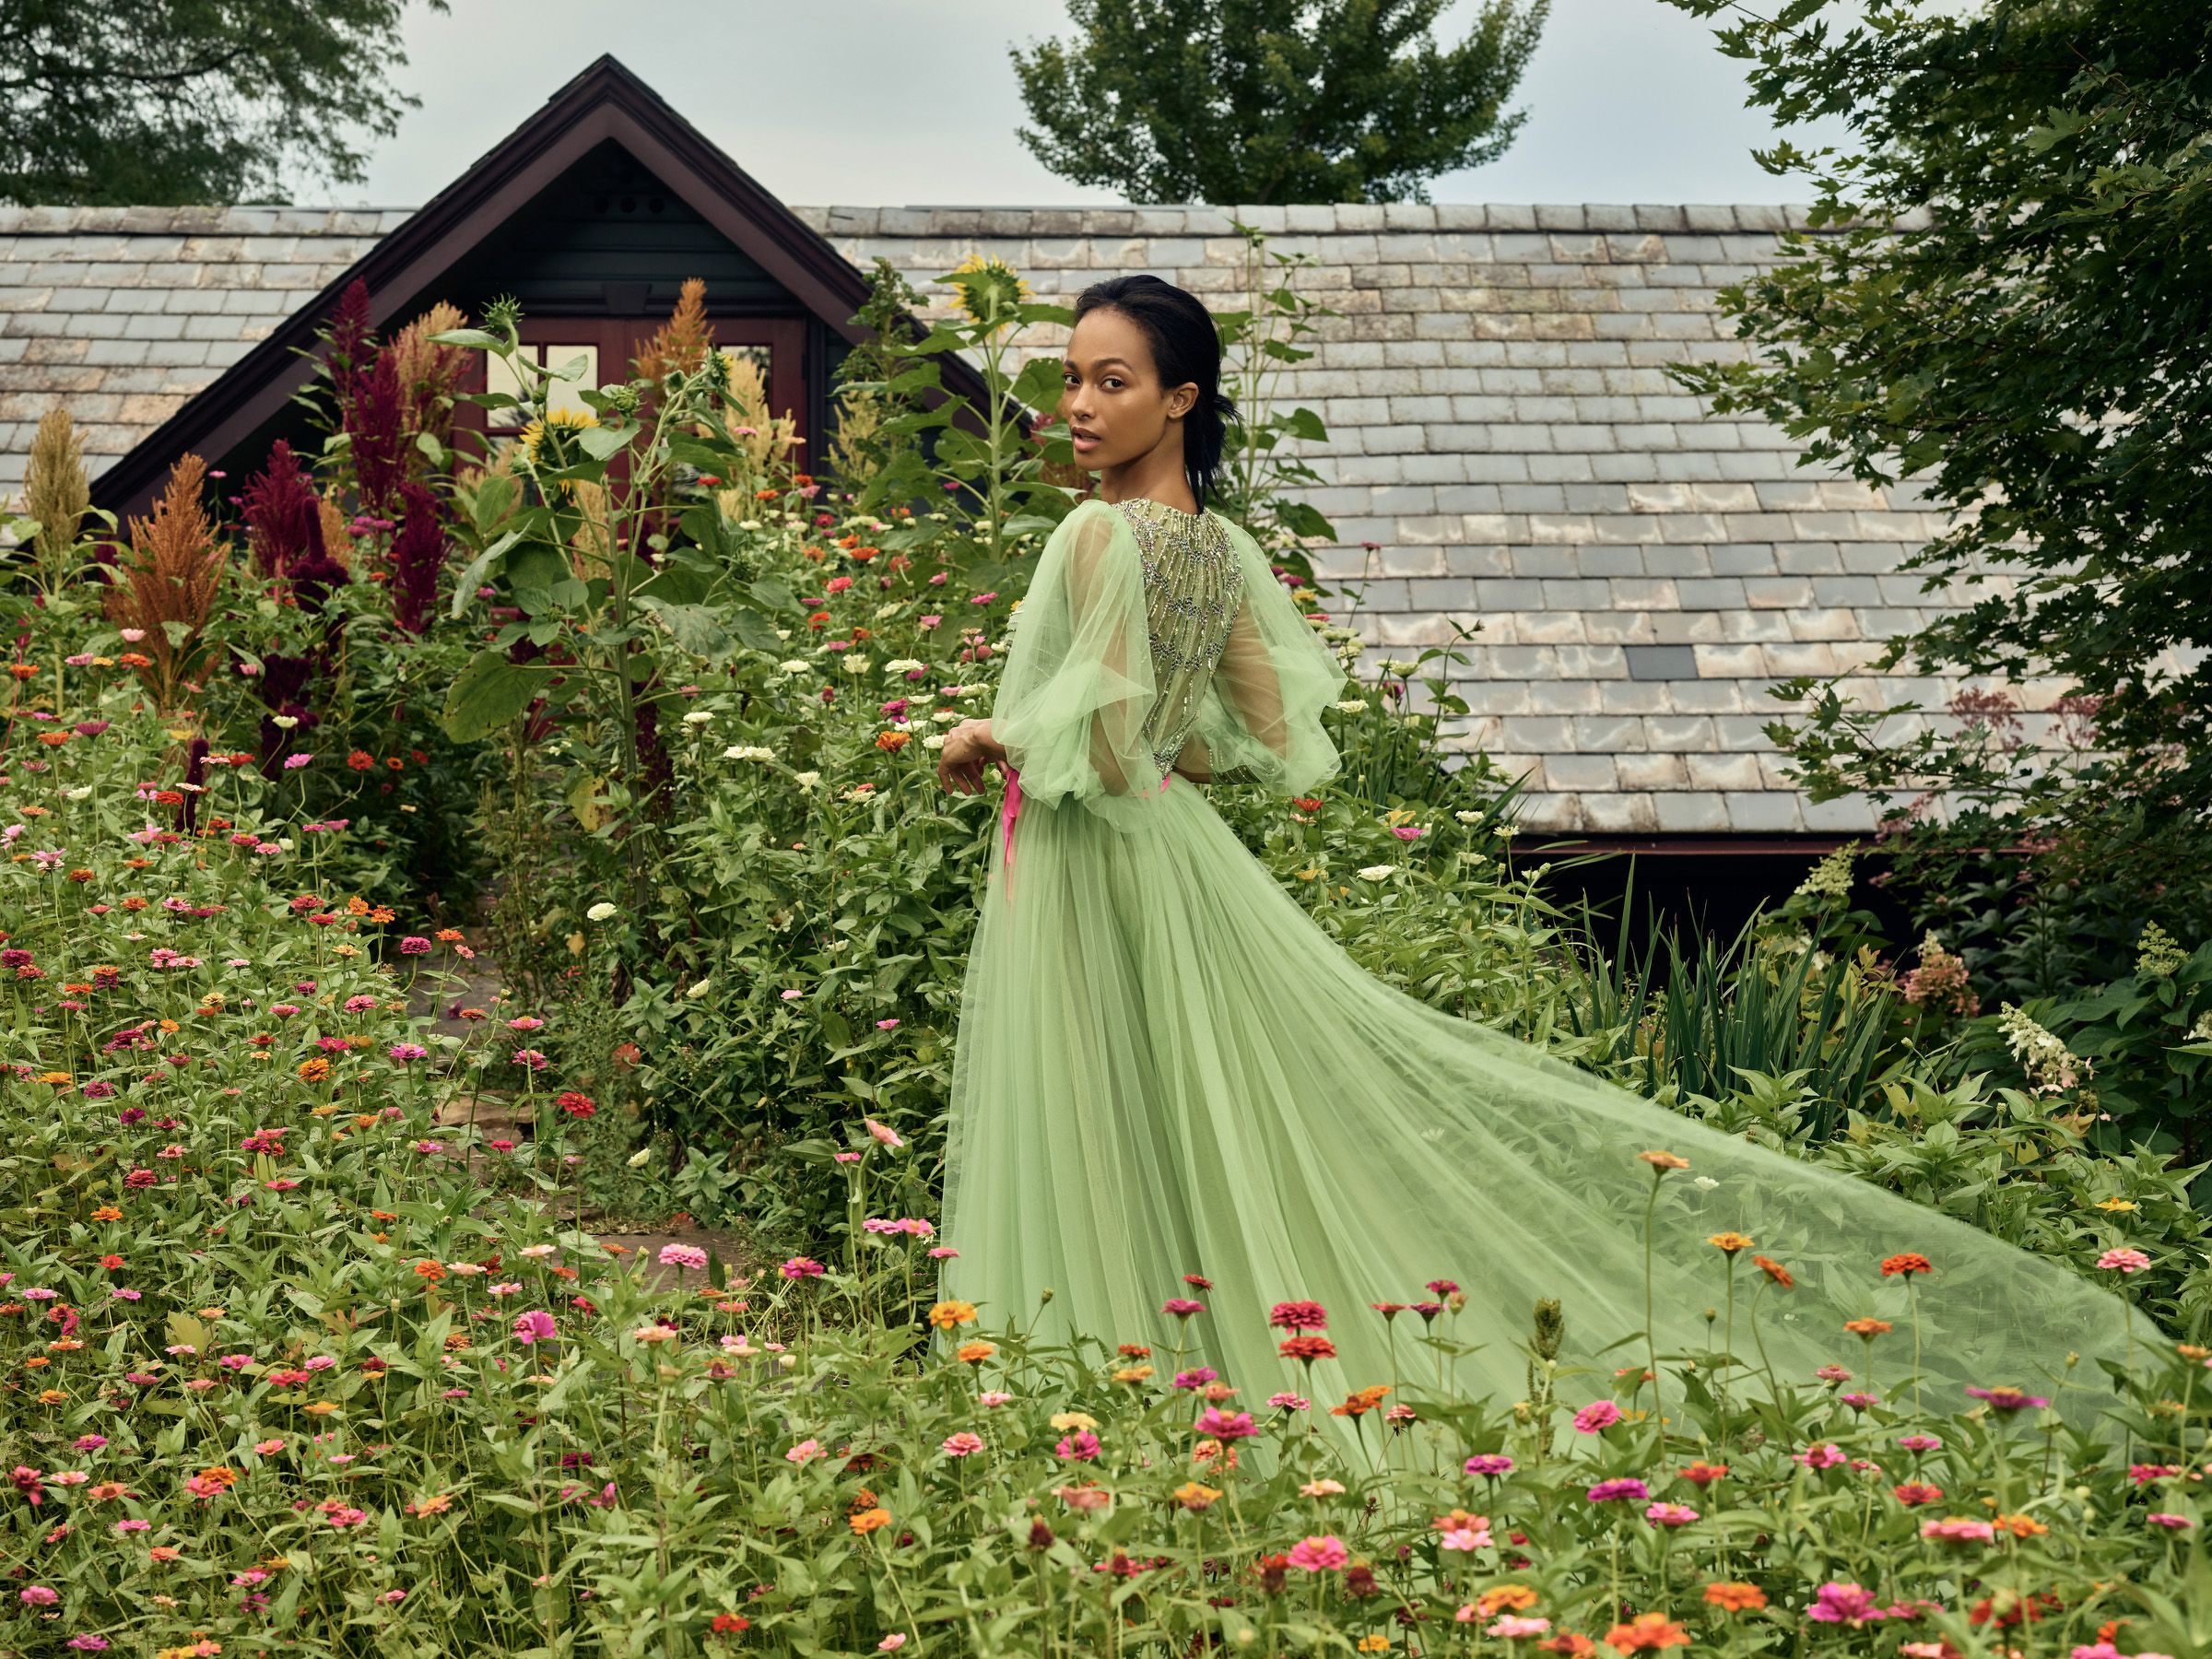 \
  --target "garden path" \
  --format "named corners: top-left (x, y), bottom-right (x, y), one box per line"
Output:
top-left (406, 907), bottom-right (753, 1287)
